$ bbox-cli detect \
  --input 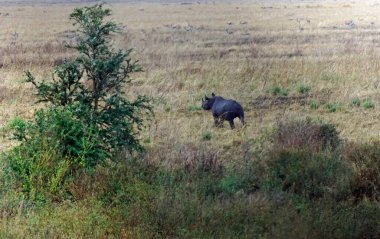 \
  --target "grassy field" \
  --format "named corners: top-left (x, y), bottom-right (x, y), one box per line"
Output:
top-left (3, 1), bottom-right (380, 150)
top-left (2, 0), bottom-right (380, 237)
